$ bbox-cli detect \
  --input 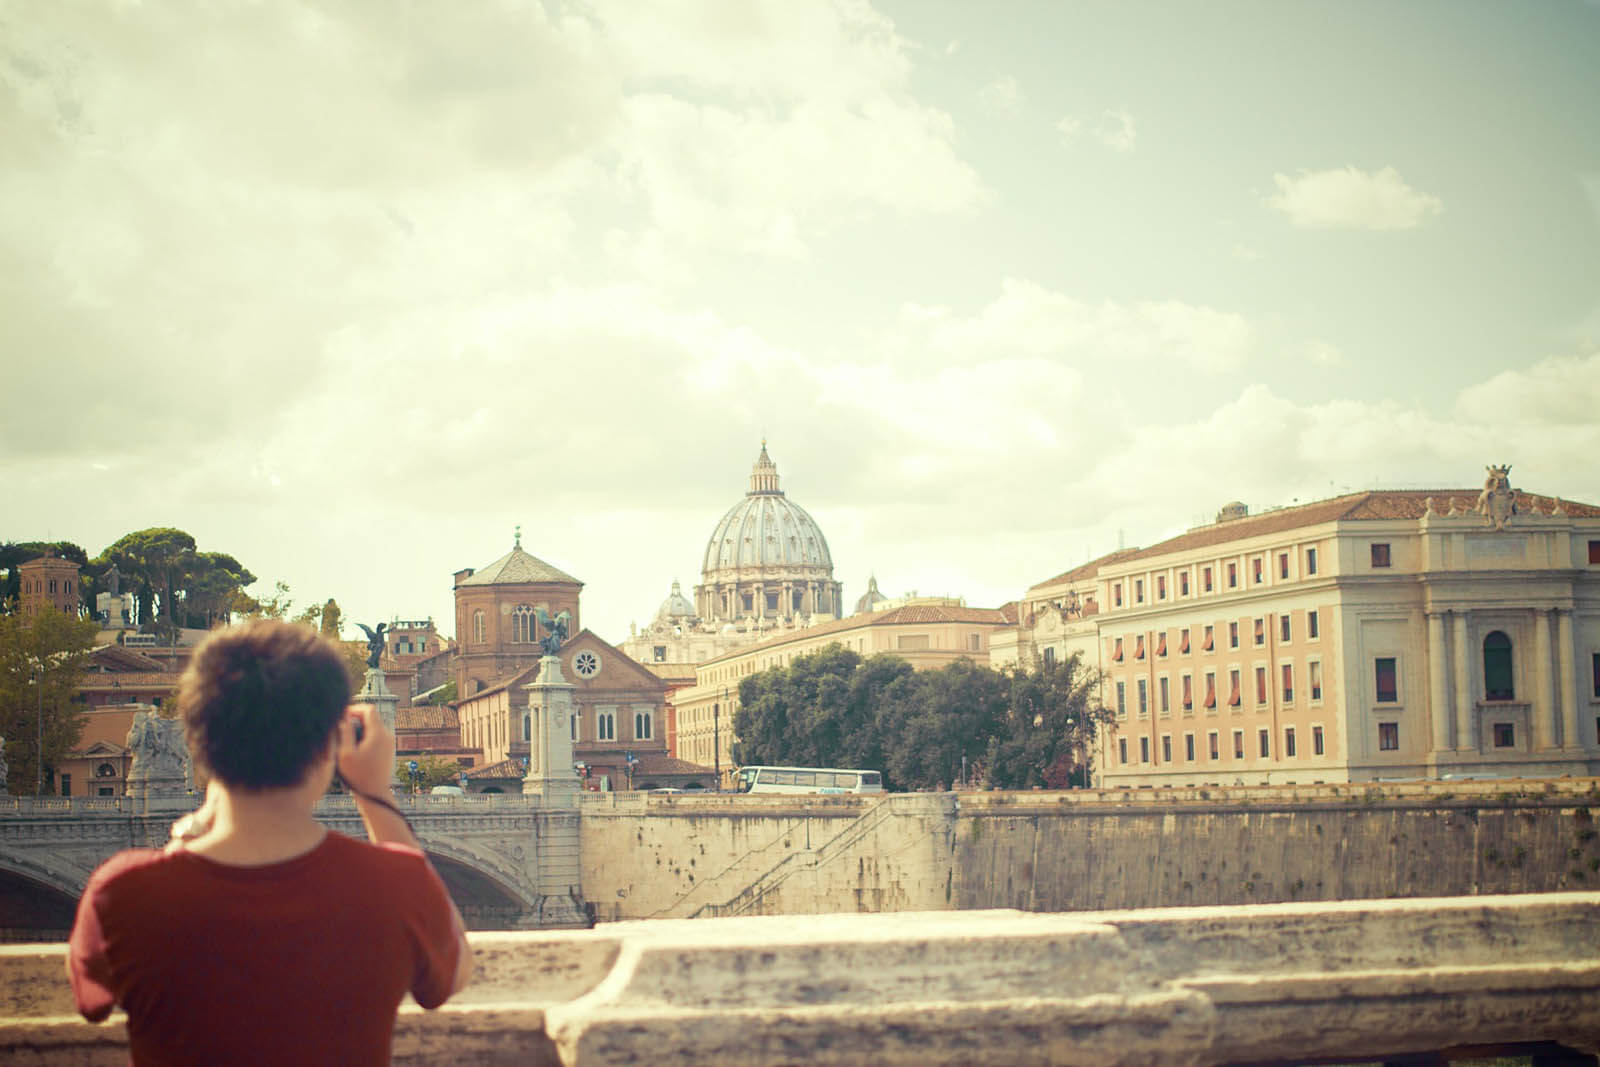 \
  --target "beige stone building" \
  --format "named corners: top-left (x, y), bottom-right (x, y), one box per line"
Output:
top-left (998, 472), bottom-right (1600, 786)
top-left (672, 600), bottom-right (1015, 784)
top-left (452, 533), bottom-right (583, 697)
